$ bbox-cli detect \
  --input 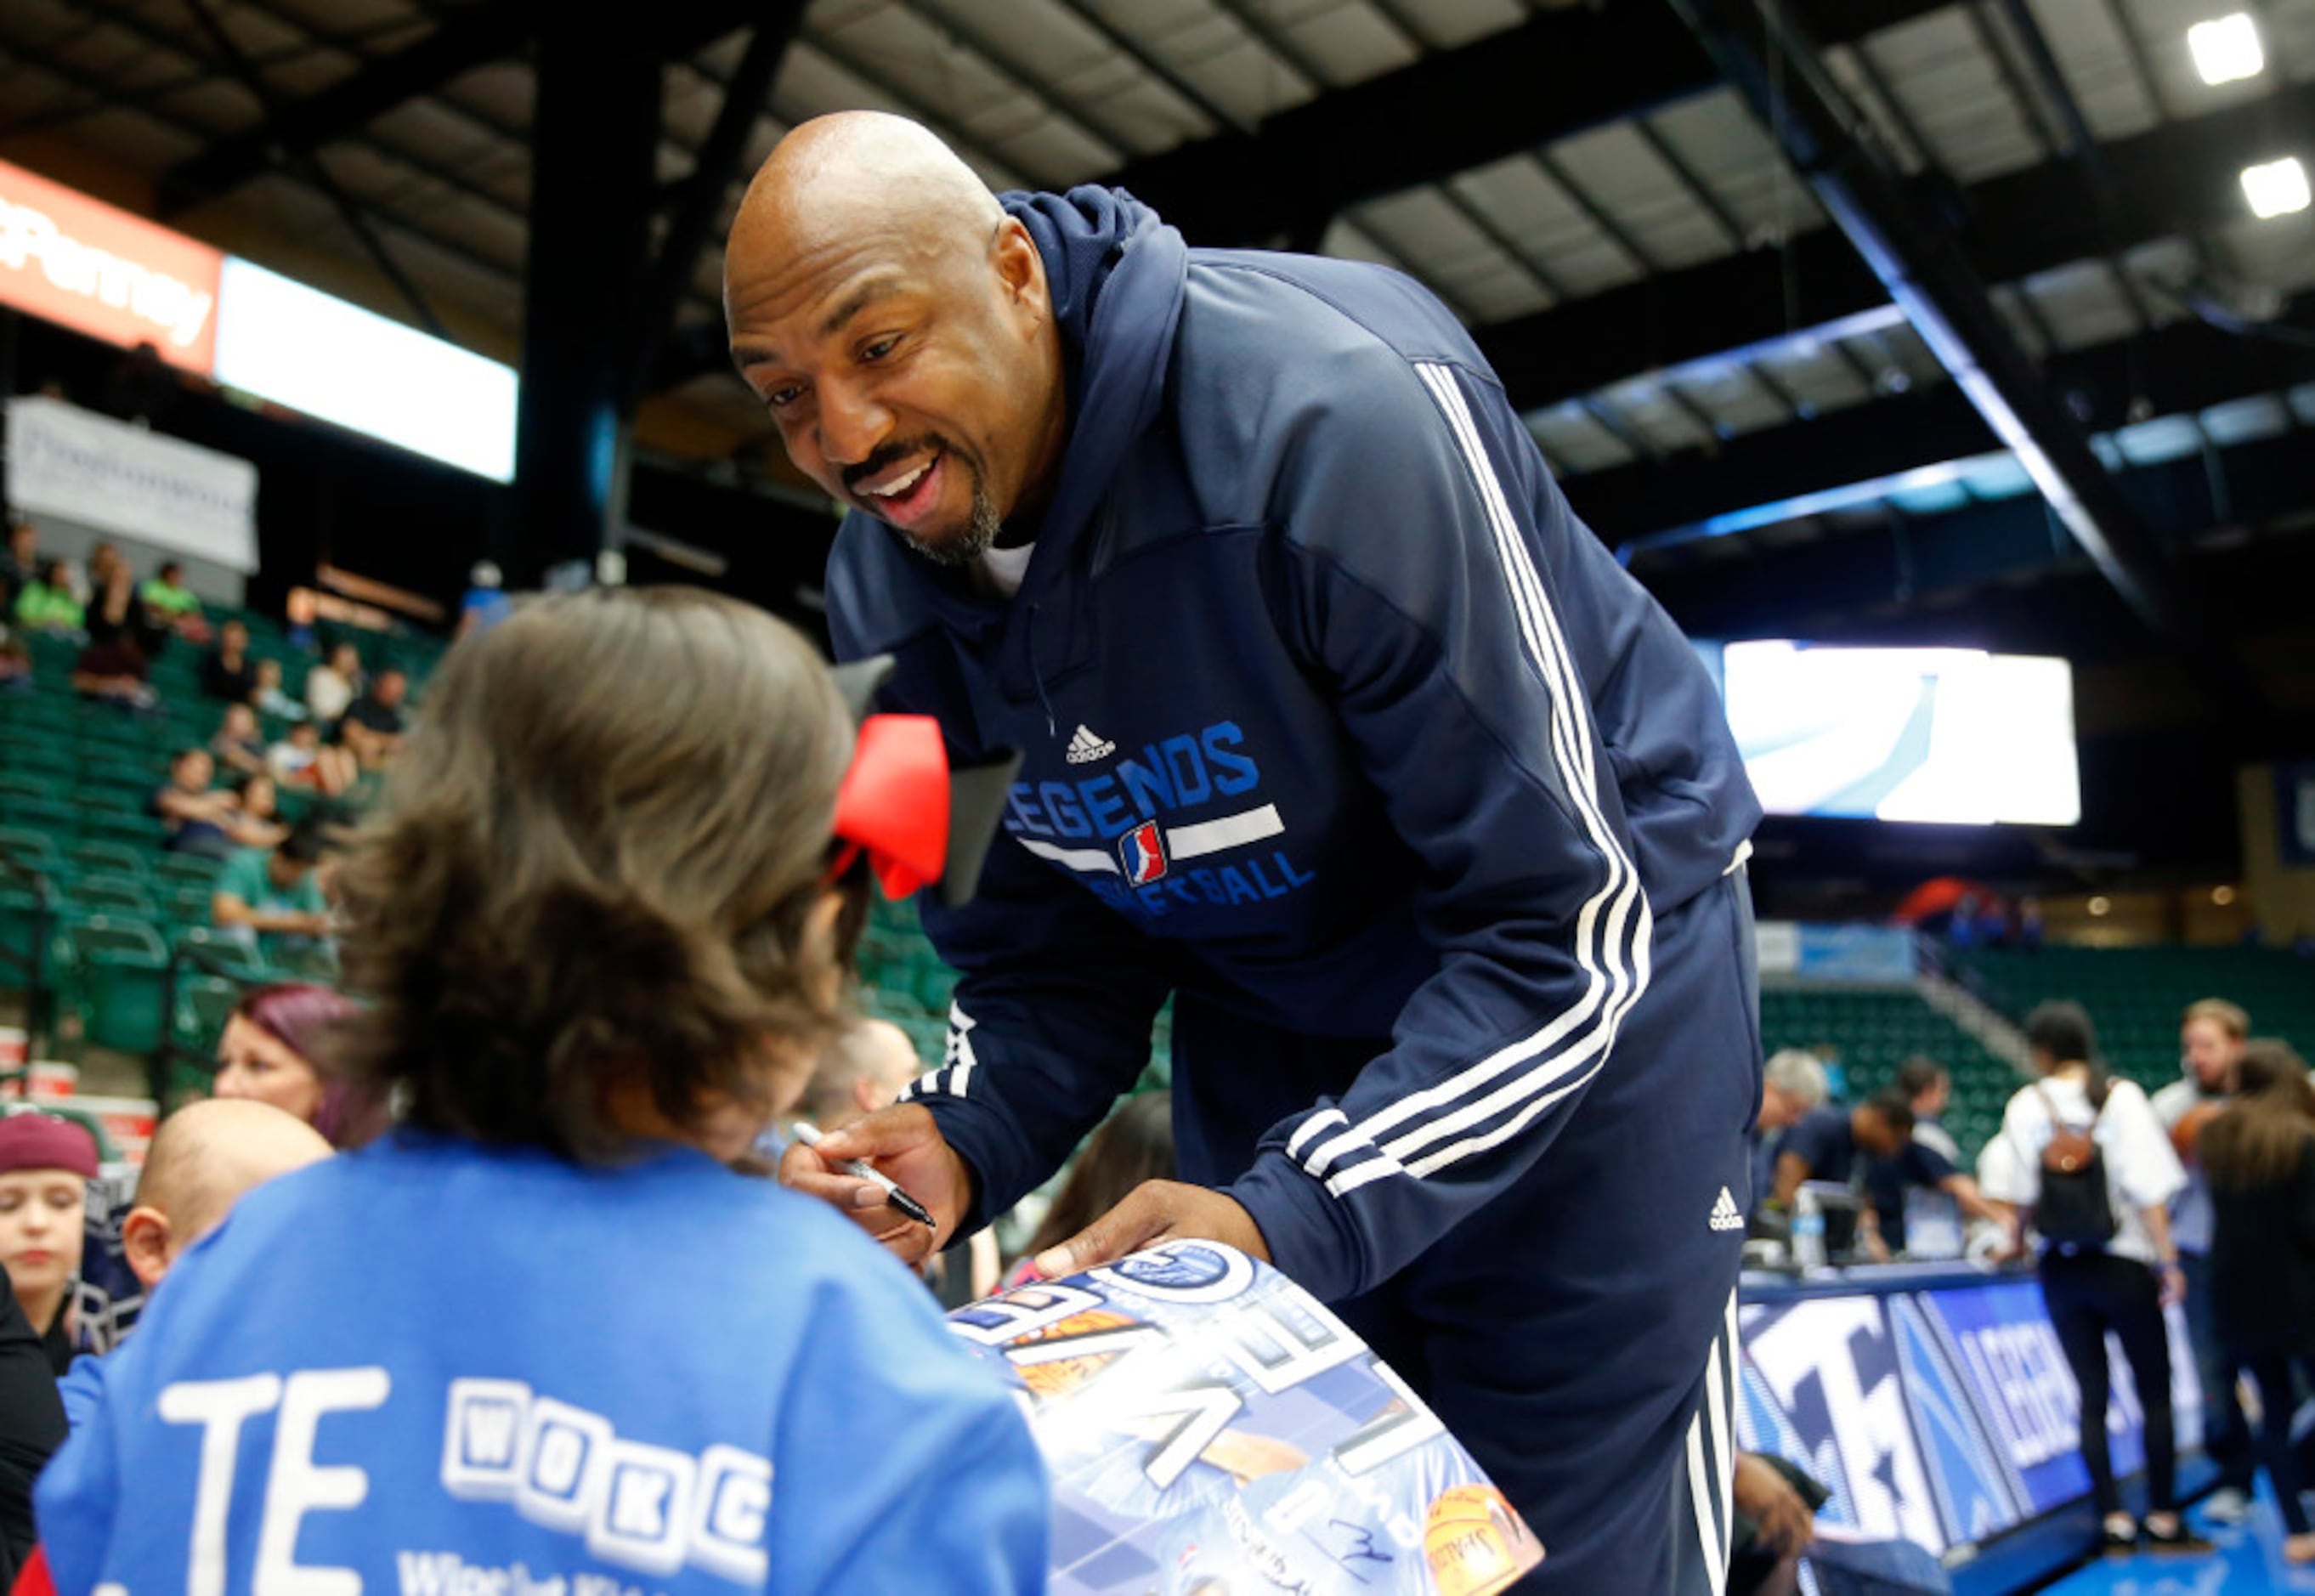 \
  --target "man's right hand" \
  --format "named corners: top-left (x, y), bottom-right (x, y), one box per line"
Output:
top-left (777, 1103), bottom-right (975, 1269)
